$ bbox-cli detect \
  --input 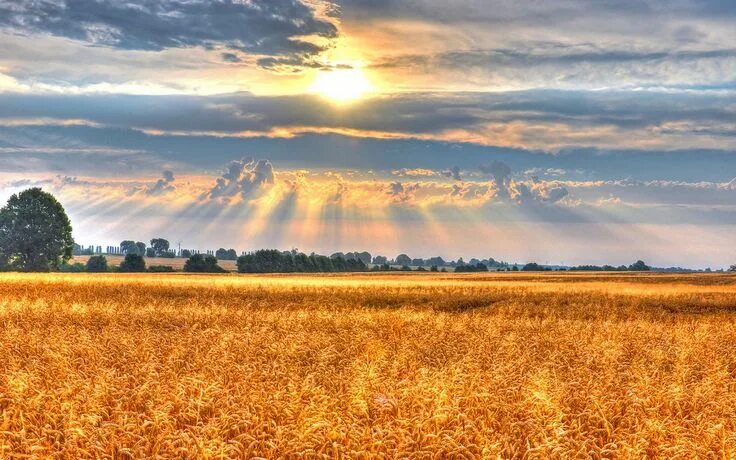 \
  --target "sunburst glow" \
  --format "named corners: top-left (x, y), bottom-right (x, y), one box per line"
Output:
top-left (311, 67), bottom-right (372, 102)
